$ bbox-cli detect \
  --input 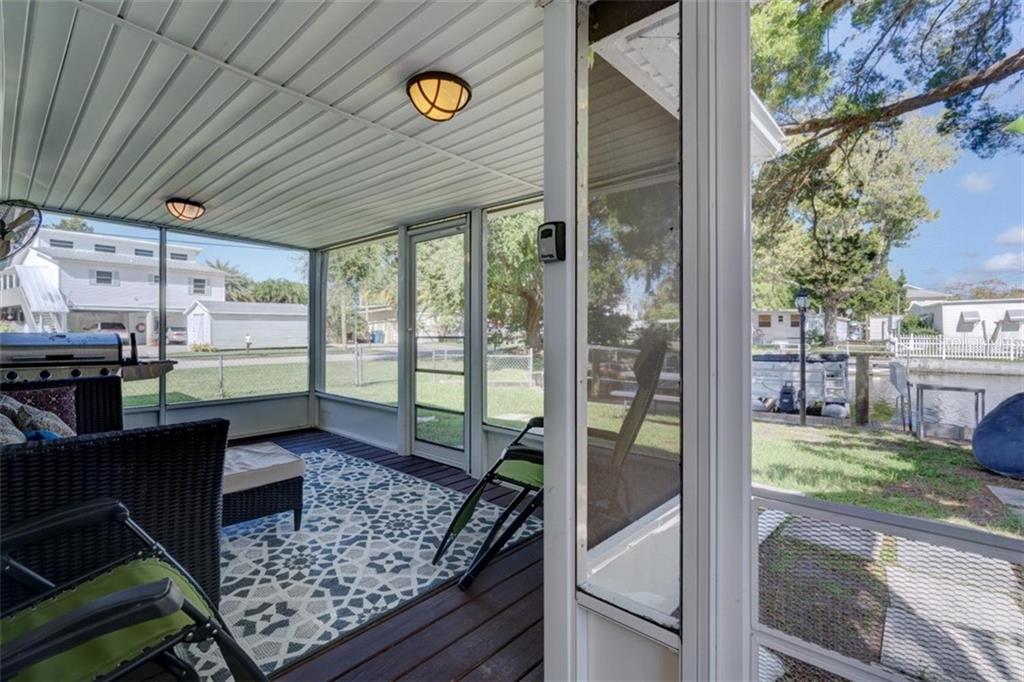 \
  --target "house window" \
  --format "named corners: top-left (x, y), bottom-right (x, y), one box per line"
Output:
top-left (758, 314), bottom-right (772, 328)
top-left (170, 252), bottom-right (188, 261)
top-left (149, 274), bottom-right (160, 284)
top-left (790, 314), bottom-right (800, 328)
top-left (93, 270), bottom-right (117, 286)
top-left (777, 314), bottom-right (784, 323)
top-left (94, 244), bottom-right (116, 253)
top-left (135, 248), bottom-right (154, 257)
top-left (50, 238), bottom-right (74, 249)
top-left (190, 278), bottom-right (207, 295)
